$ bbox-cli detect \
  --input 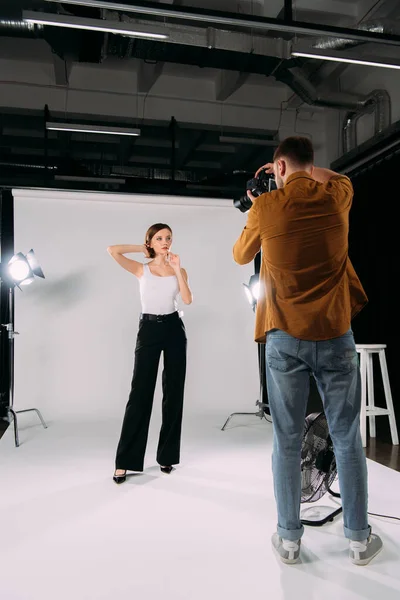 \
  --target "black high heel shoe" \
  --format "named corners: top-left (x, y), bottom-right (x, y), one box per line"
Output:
top-left (113, 470), bottom-right (127, 484)
top-left (160, 466), bottom-right (173, 474)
